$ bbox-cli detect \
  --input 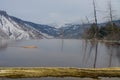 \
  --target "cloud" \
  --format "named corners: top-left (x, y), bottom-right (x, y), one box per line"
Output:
top-left (0, 0), bottom-right (119, 26)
